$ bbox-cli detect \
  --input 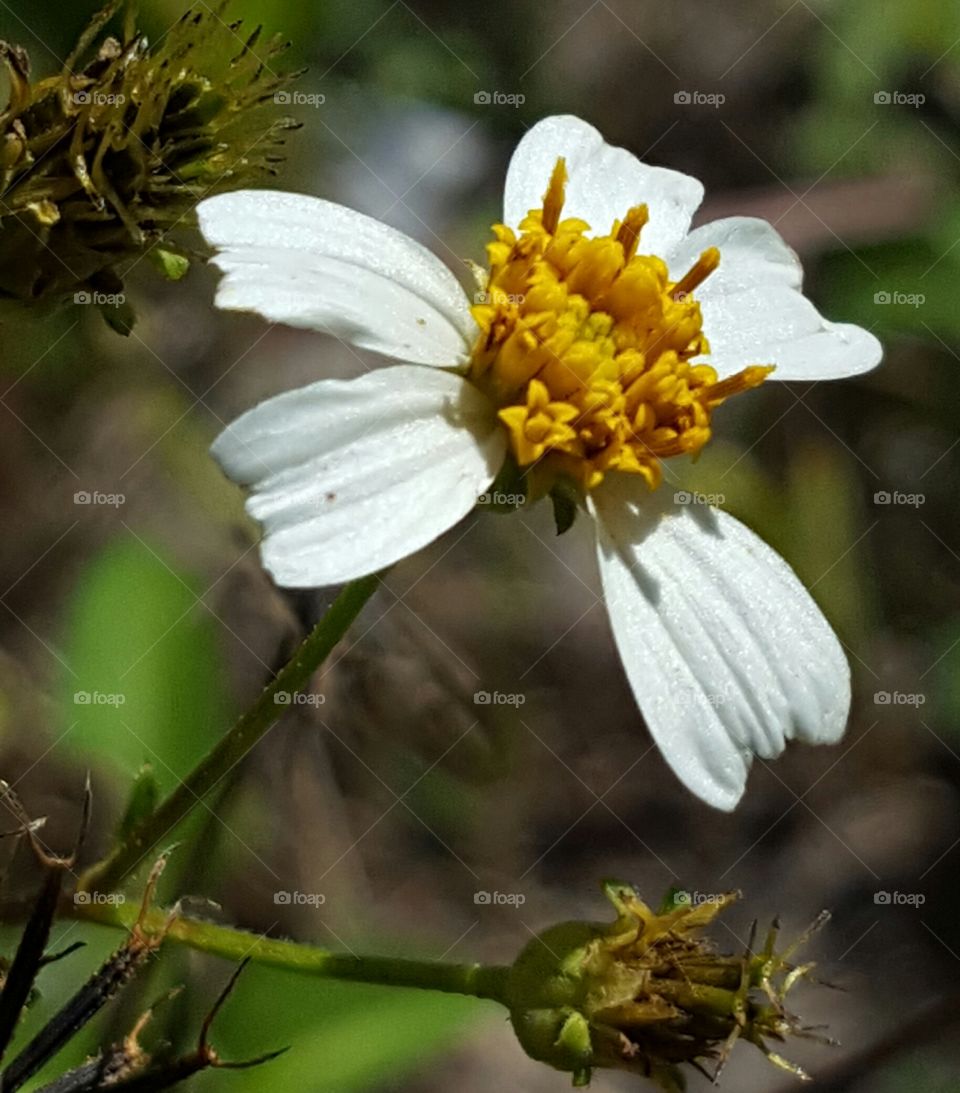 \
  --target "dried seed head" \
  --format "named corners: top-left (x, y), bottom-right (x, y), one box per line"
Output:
top-left (0, 1), bottom-right (301, 326)
top-left (505, 880), bottom-right (830, 1088)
